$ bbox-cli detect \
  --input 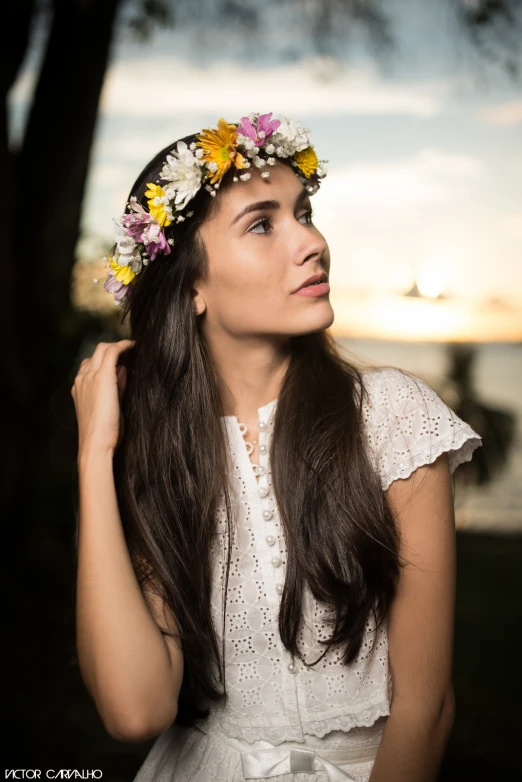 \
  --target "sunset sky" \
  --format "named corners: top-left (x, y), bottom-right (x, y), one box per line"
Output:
top-left (9, 1), bottom-right (522, 338)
